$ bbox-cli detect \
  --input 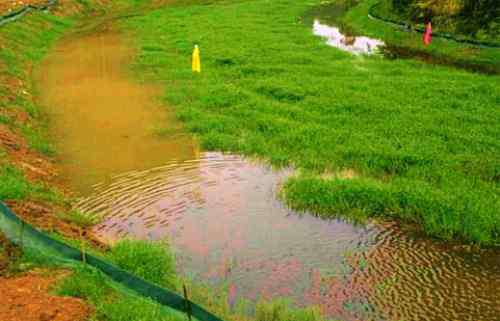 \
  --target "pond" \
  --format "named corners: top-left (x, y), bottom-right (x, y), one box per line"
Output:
top-left (77, 151), bottom-right (500, 321)
top-left (36, 13), bottom-right (500, 321)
